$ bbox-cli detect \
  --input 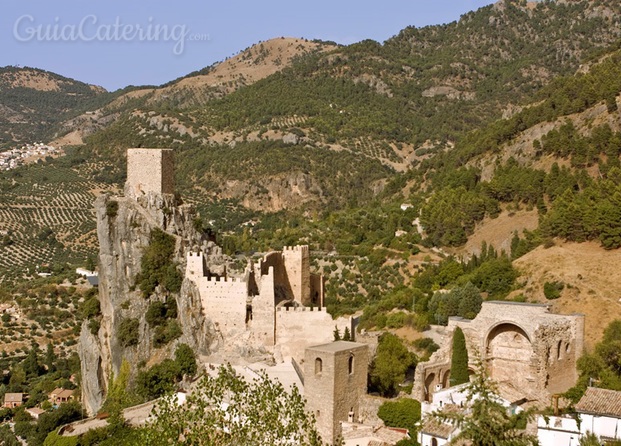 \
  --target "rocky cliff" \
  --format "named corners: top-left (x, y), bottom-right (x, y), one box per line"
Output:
top-left (79, 191), bottom-right (226, 415)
